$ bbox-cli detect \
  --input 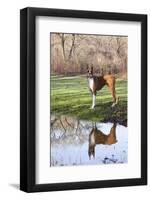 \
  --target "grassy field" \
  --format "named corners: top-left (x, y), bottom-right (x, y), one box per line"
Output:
top-left (51, 75), bottom-right (127, 125)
